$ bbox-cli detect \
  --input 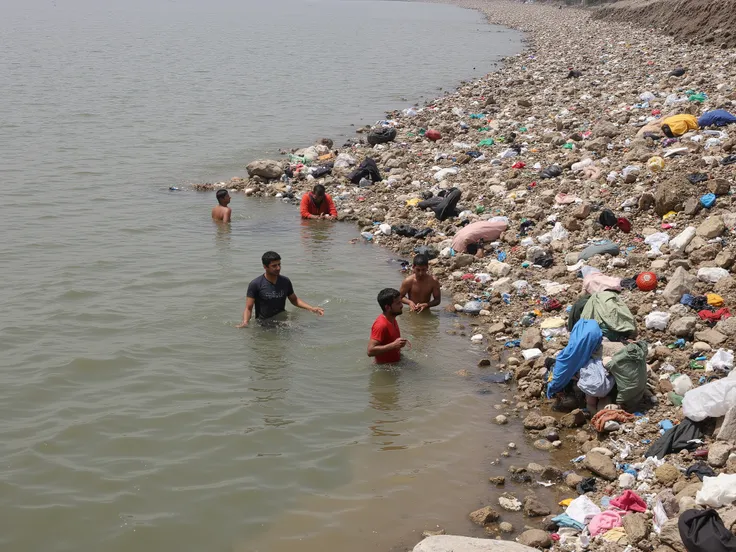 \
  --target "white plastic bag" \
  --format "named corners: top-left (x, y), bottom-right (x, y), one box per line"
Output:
top-left (578, 359), bottom-right (615, 398)
top-left (645, 311), bottom-right (671, 331)
top-left (644, 232), bottom-right (670, 257)
top-left (682, 370), bottom-right (736, 421)
top-left (671, 374), bottom-right (692, 396)
top-left (379, 223), bottom-right (392, 236)
top-left (565, 495), bottom-right (601, 524)
top-left (433, 168), bottom-right (458, 181)
top-left (522, 348), bottom-right (542, 361)
top-left (695, 473), bottom-right (736, 507)
top-left (698, 267), bottom-right (730, 283)
top-left (551, 222), bottom-right (569, 242)
top-left (706, 349), bottom-right (734, 372)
